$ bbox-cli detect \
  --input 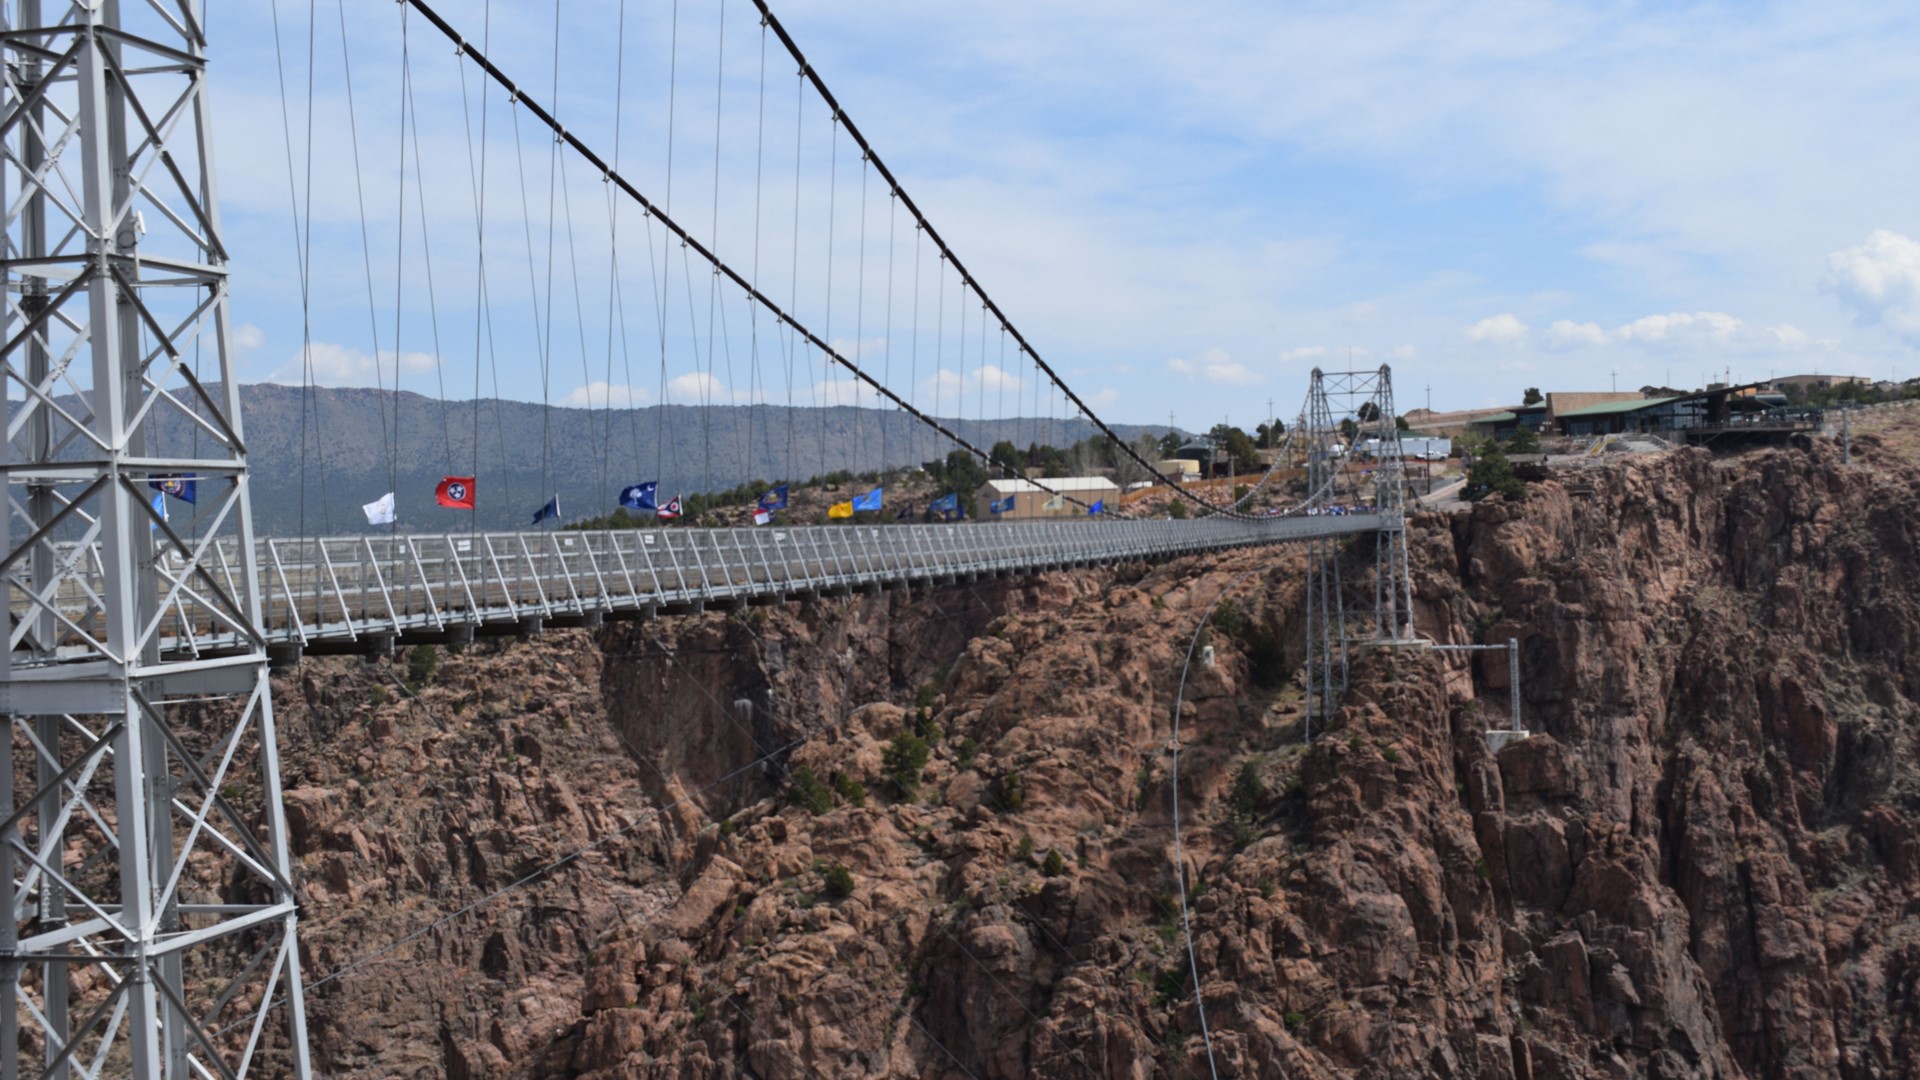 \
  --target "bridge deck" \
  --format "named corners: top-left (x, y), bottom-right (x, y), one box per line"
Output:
top-left (22, 515), bottom-right (1389, 663)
